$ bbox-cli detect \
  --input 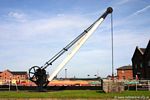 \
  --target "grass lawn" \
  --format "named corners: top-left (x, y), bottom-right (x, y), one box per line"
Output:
top-left (0, 90), bottom-right (150, 99)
